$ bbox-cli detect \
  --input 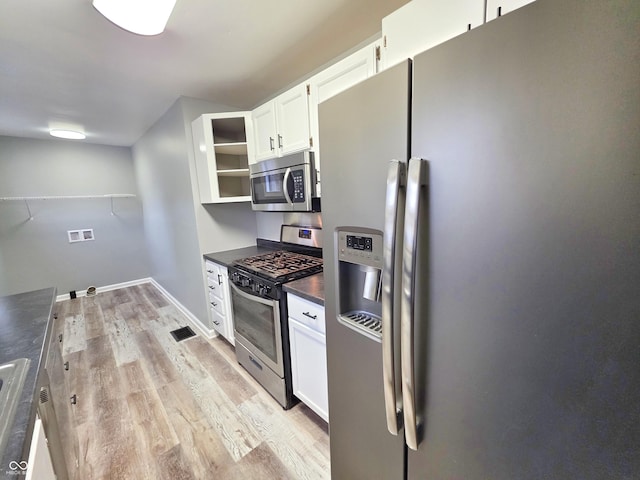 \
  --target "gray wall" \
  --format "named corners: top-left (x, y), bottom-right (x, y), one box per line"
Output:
top-left (133, 97), bottom-right (257, 326)
top-left (0, 136), bottom-right (149, 296)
